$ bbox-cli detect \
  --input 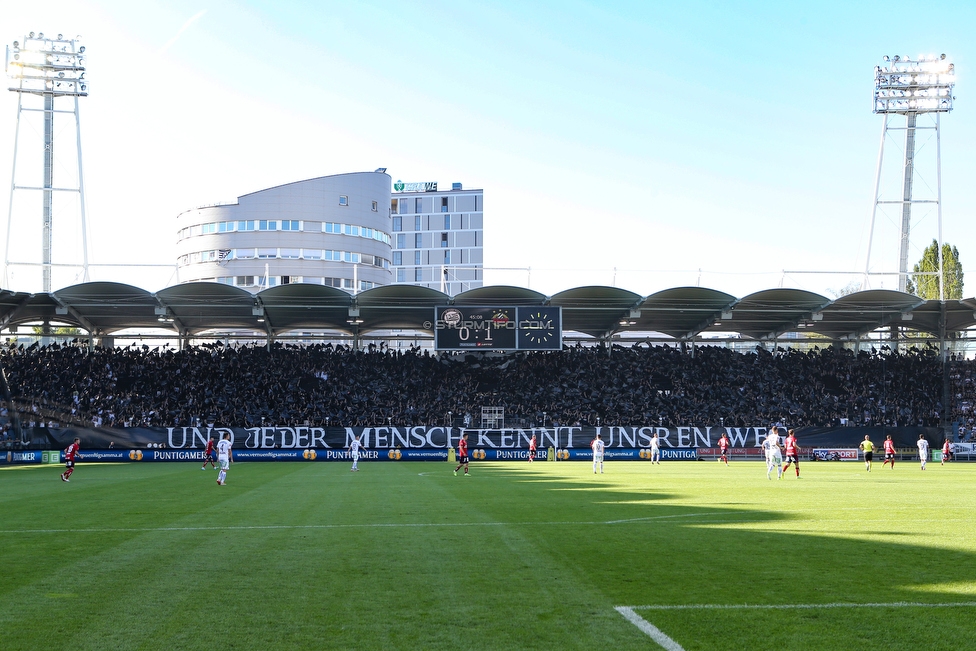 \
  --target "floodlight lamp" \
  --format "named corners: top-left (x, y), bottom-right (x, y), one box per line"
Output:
top-left (58, 34), bottom-right (63, 39)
